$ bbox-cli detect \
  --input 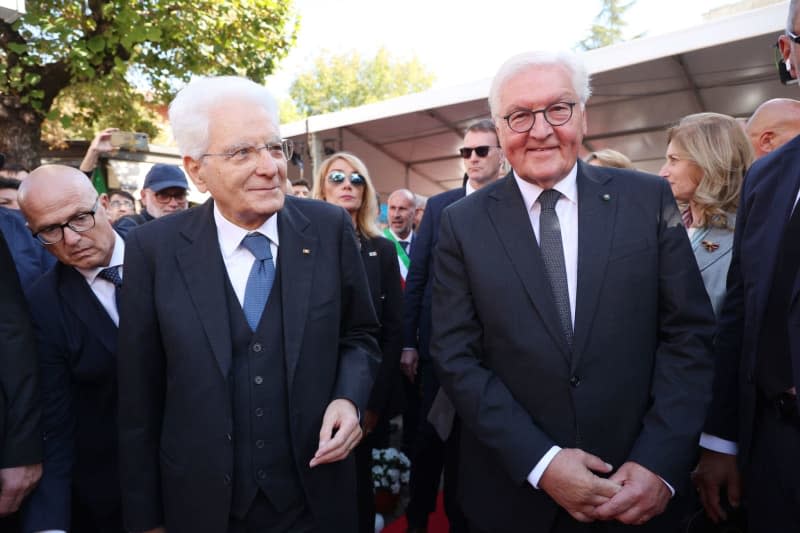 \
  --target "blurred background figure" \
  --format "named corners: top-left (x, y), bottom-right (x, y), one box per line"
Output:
top-left (0, 177), bottom-right (21, 209)
top-left (745, 98), bottom-right (800, 159)
top-left (313, 152), bottom-right (403, 533)
top-left (0, 163), bottom-right (29, 181)
top-left (659, 112), bottom-right (753, 316)
top-left (79, 128), bottom-right (118, 176)
top-left (413, 194), bottom-right (427, 230)
top-left (291, 179), bottom-right (311, 197)
top-left (114, 163), bottom-right (188, 238)
top-left (585, 148), bottom-right (634, 169)
top-left (105, 188), bottom-right (137, 223)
